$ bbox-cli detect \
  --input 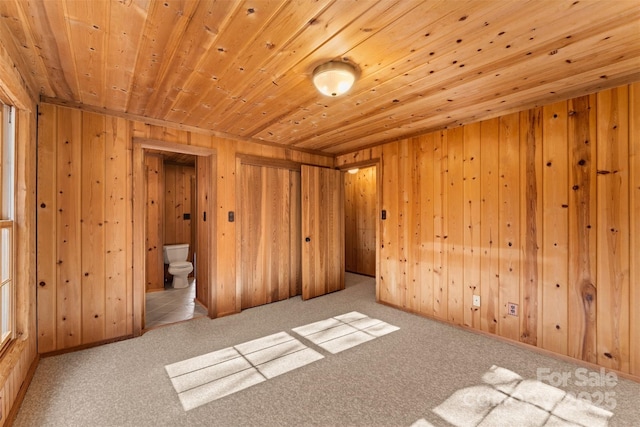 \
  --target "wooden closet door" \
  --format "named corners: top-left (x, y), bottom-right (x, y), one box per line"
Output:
top-left (239, 164), bottom-right (293, 309)
top-left (301, 165), bottom-right (345, 300)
